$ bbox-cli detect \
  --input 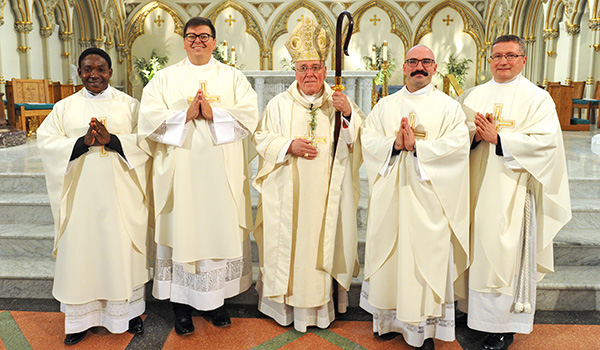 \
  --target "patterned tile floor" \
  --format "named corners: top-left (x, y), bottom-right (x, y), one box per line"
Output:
top-left (1, 299), bottom-right (599, 350)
